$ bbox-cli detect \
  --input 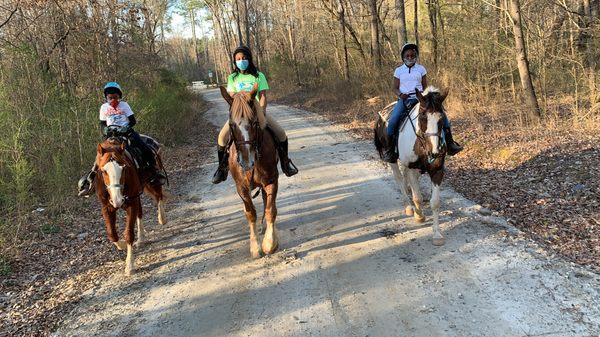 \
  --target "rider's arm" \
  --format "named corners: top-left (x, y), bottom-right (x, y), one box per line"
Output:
top-left (128, 115), bottom-right (137, 127)
top-left (259, 90), bottom-right (267, 109)
top-left (393, 77), bottom-right (401, 97)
